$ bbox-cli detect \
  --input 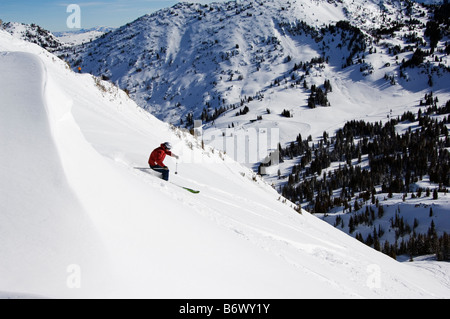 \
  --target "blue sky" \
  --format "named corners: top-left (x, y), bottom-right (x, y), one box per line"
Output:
top-left (0, 0), bottom-right (224, 32)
